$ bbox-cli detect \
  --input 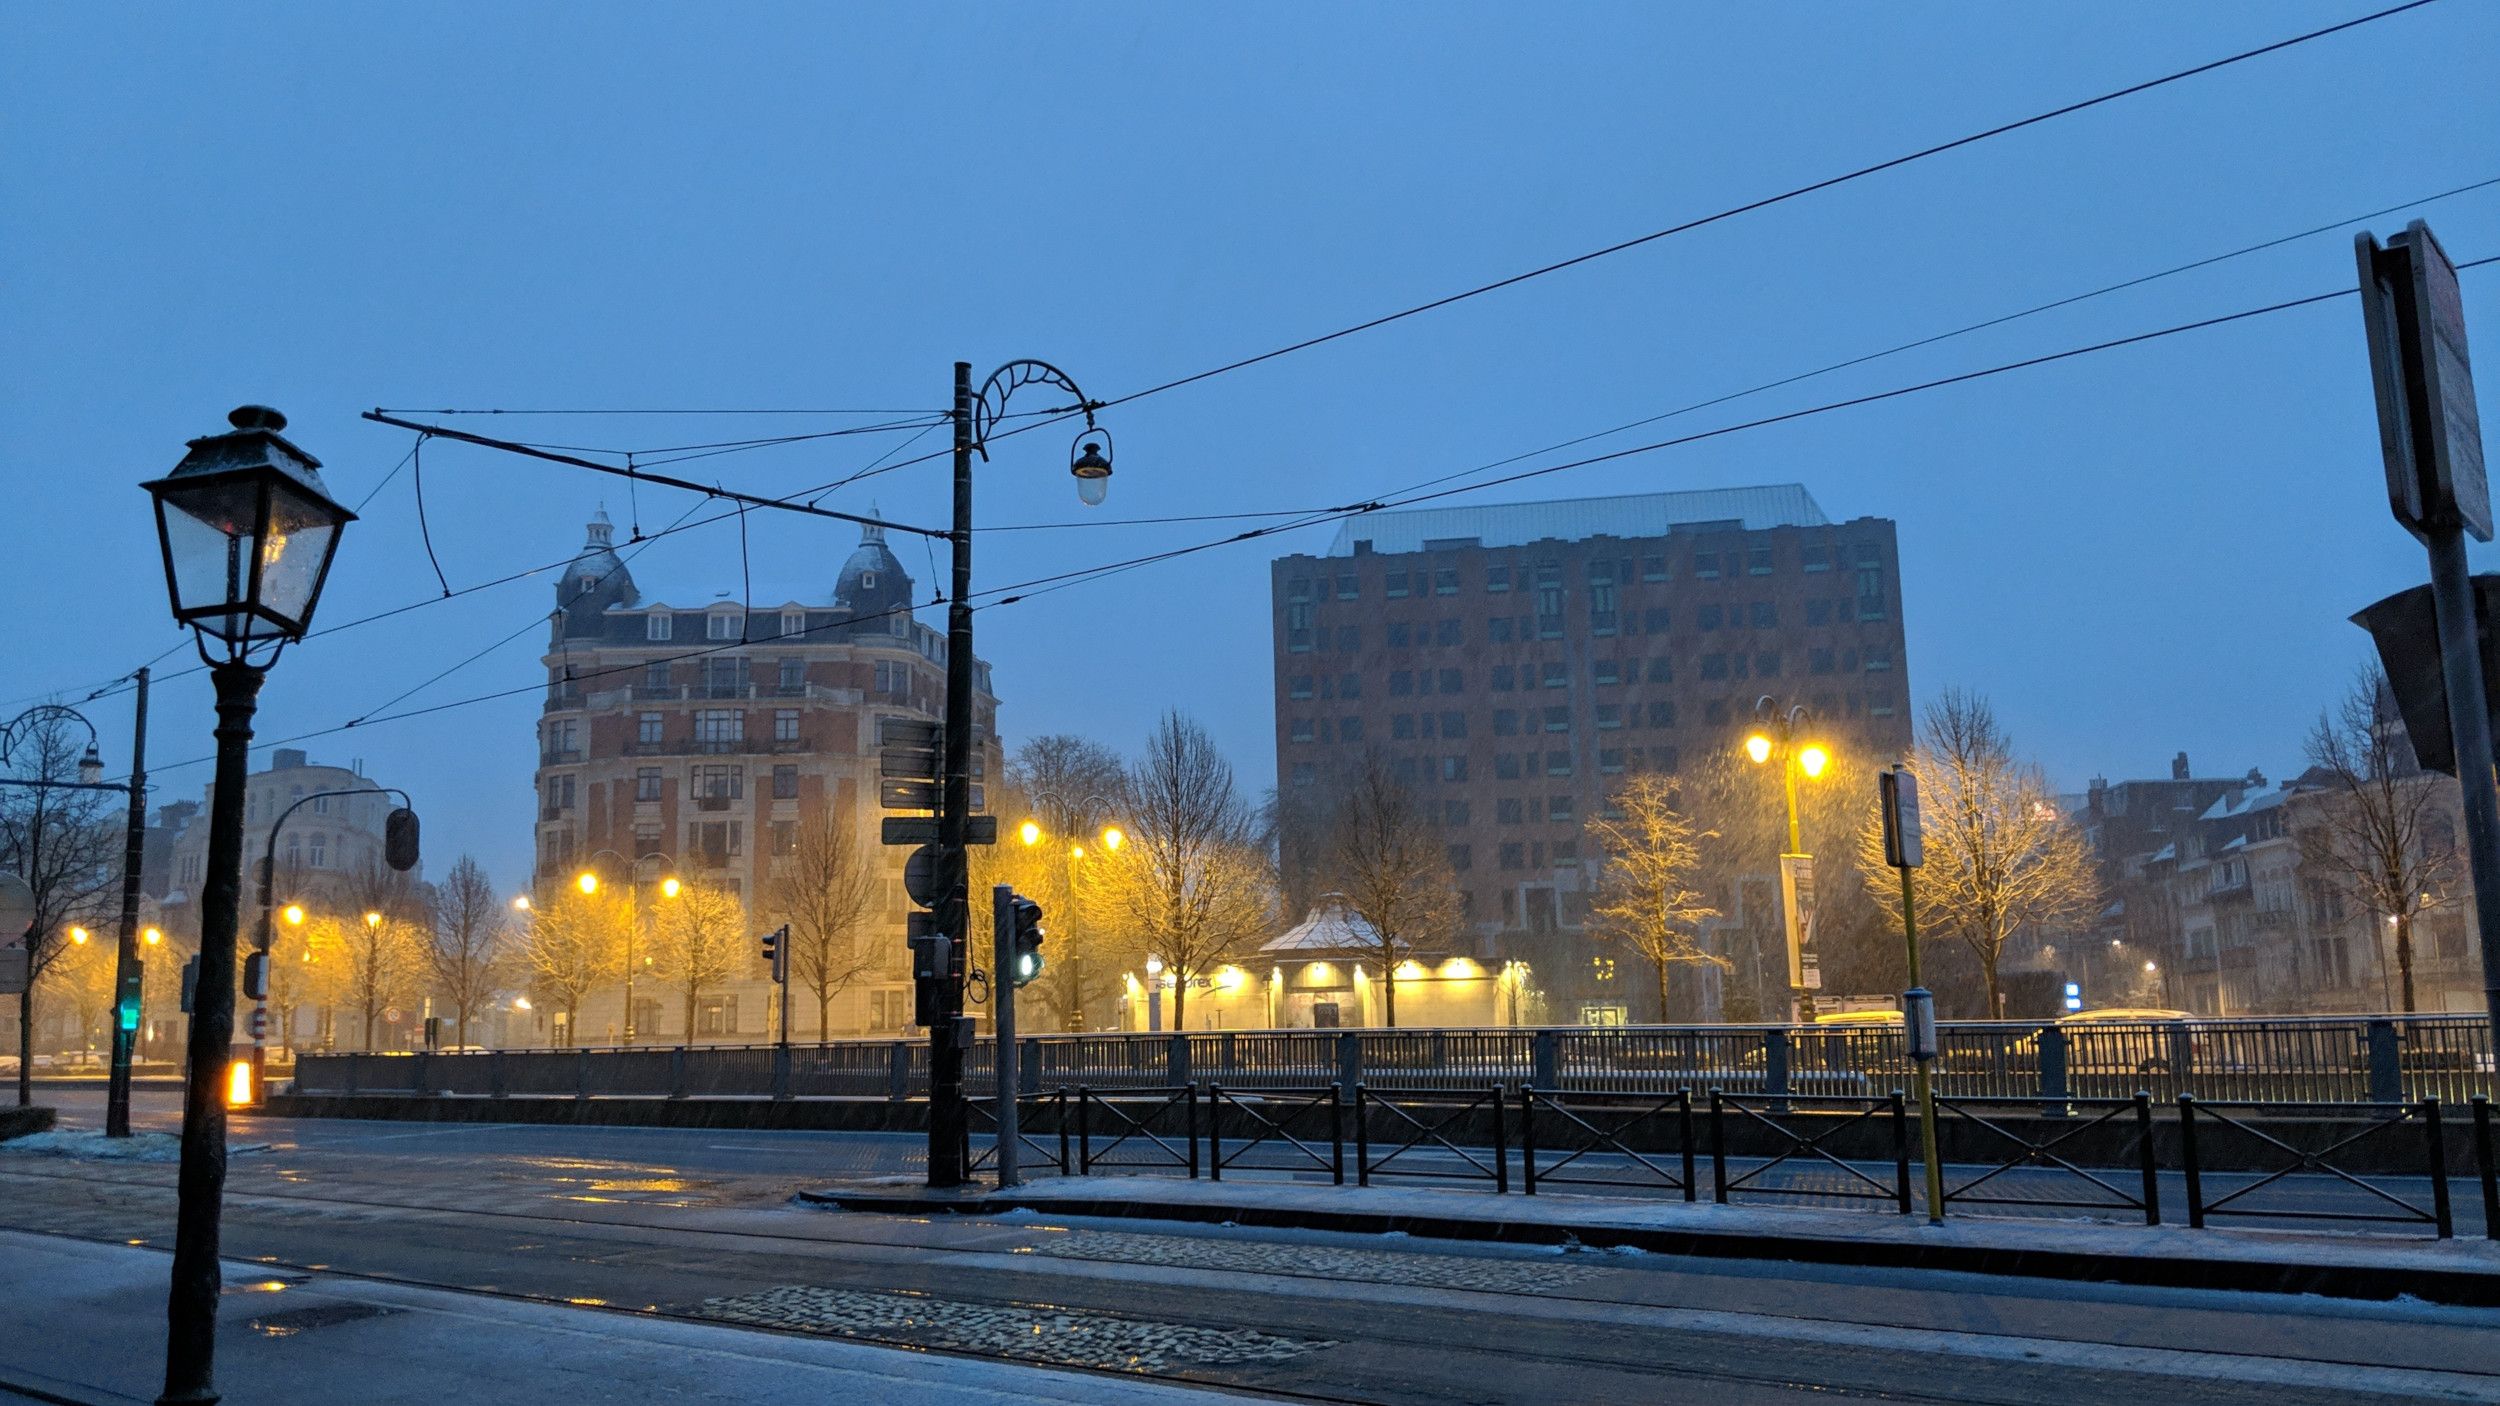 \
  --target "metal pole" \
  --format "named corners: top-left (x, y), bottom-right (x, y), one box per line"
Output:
top-left (622, 876), bottom-right (636, 1046)
top-left (106, 668), bottom-right (149, 1138)
top-left (928, 359), bottom-right (975, 1187)
top-left (993, 884), bottom-right (1019, 1188)
top-left (2425, 525), bottom-right (2500, 1039)
top-left (159, 660), bottom-right (262, 1406)
top-left (1901, 866), bottom-right (1945, 1226)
